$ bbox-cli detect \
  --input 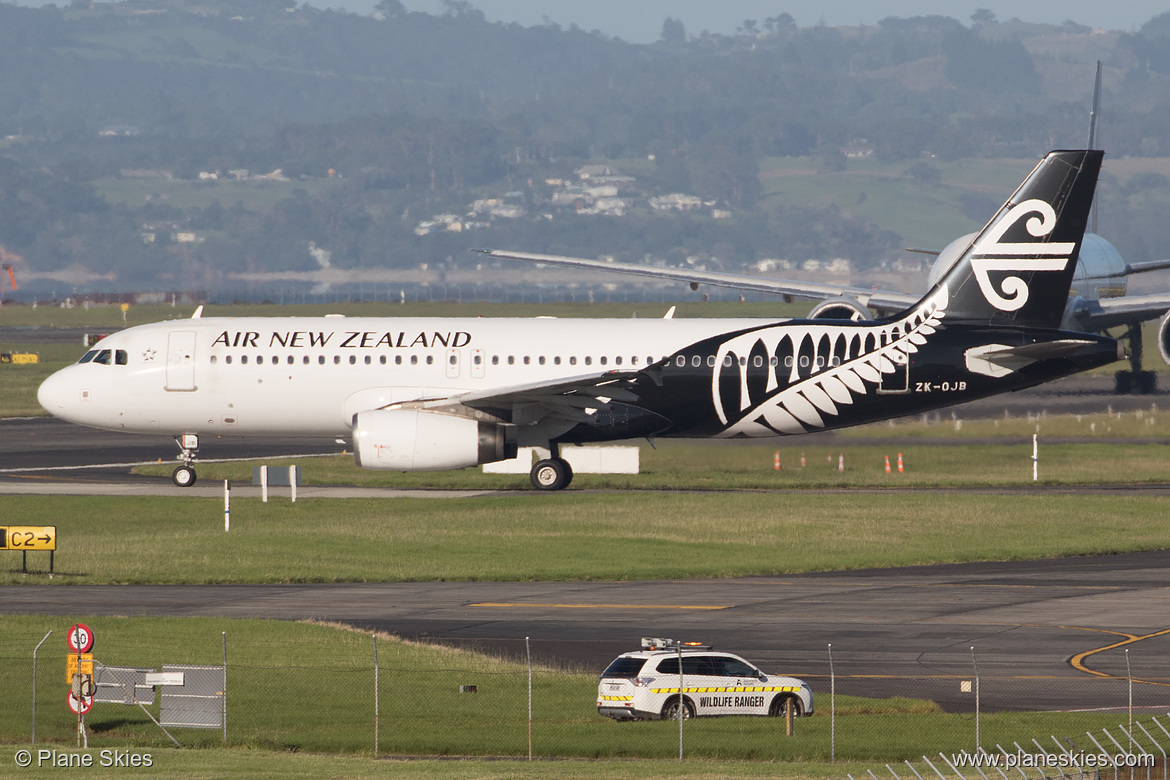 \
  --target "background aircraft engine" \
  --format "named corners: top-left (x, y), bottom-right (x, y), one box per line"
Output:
top-left (353, 409), bottom-right (513, 471)
top-left (1159, 313), bottom-right (1170, 368)
top-left (807, 297), bottom-right (873, 321)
